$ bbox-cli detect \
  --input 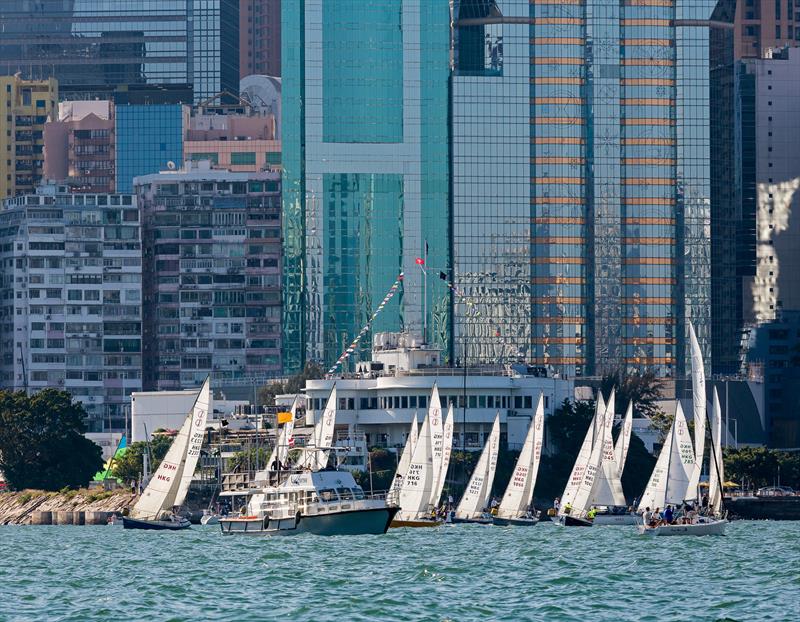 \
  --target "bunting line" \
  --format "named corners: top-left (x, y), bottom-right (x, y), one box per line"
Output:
top-left (326, 272), bottom-right (405, 376)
